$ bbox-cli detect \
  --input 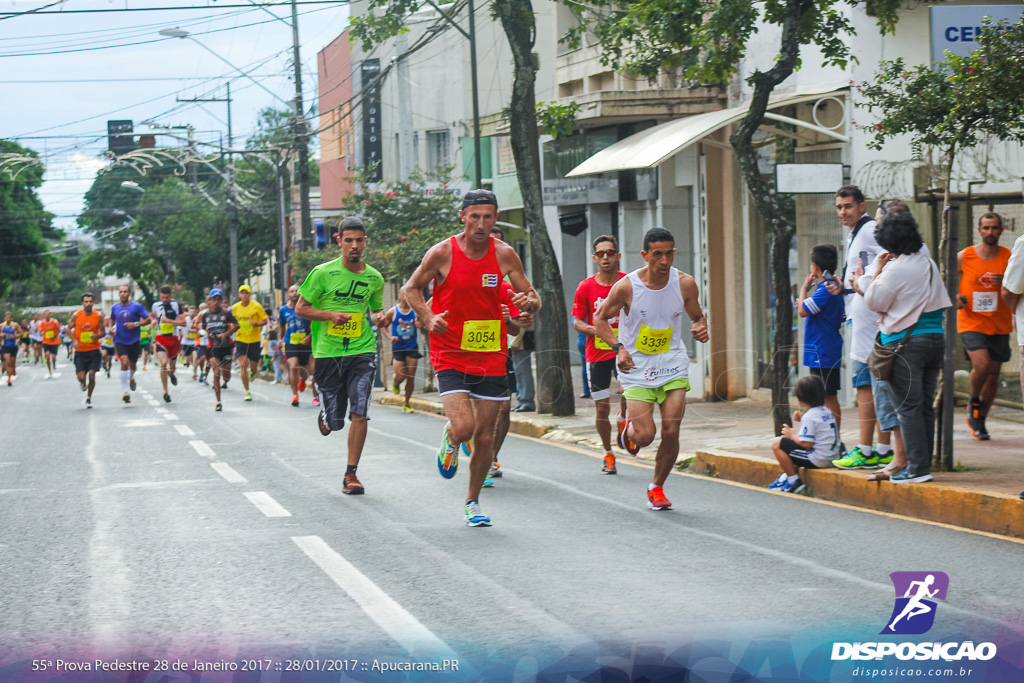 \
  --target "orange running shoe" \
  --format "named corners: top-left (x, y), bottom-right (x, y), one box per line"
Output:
top-left (602, 453), bottom-right (617, 475)
top-left (342, 472), bottom-right (364, 495)
top-left (616, 415), bottom-right (641, 455)
top-left (647, 486), bottom-right (672, 511)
